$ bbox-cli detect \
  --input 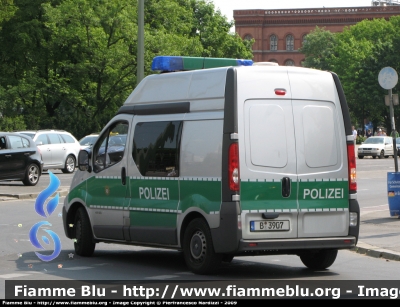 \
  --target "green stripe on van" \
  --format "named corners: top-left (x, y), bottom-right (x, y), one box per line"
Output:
top-left (298, 180), bottom-right (348, 210)
top-left (241, 181), bottom-right (297, 211)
